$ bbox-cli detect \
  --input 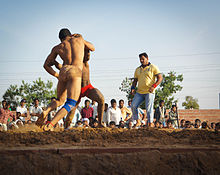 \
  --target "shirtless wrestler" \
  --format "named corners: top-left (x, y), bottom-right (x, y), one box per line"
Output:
top-left (37, 28), bottom-right (95, 131)
top-left (64, 49), bottom-right (105, 128)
